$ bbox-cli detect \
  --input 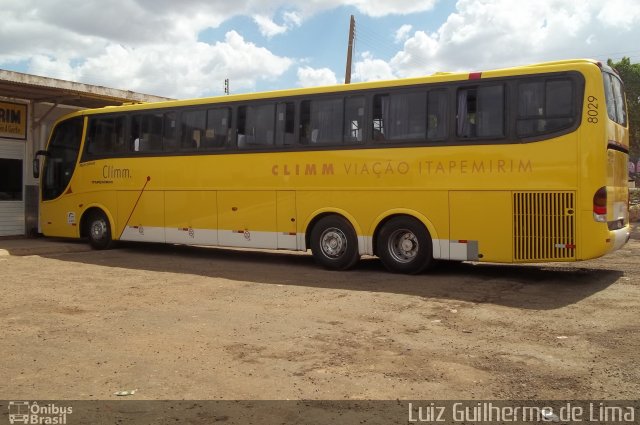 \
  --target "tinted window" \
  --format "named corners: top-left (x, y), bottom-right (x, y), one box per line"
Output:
top-left (162, 112), bottom-right (178, 151)
top-left (427, 90), bottom-right (448, 140)
top-left (131, 113), bottom-right (164, 152)
top-left (204, 108), bottom-right (230, 149)
top-left (181, 110), bottom-right (206, 151)
top-left (344, 96), bottom-right (365, 143)
top-left (238, 104), bottom-right (275, 148)
top-left (177, 107), bottom-right (230, 151)
top-left (373, 92), bottom-right (426, 141)
top-left (300, 98), bottom-right (343, 145)
top-left (604, 73), bottom-right (616, 122)
top-left (457, 85), bottom-right (504, 139)
top-left (0, 158), bottom-right (22, 201)
top-left (613, 77), bottom-right (627, 126)
top-left (86, 116), bottom-right (127, 155)
top-left (604, 73), bottom-right (628, 126)
top-left (275, 103), bottom-right (295, 146)
top-left (516, 79), bottom-right (574, 138)
top-left (42, 117), bottom-right (83, 201)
